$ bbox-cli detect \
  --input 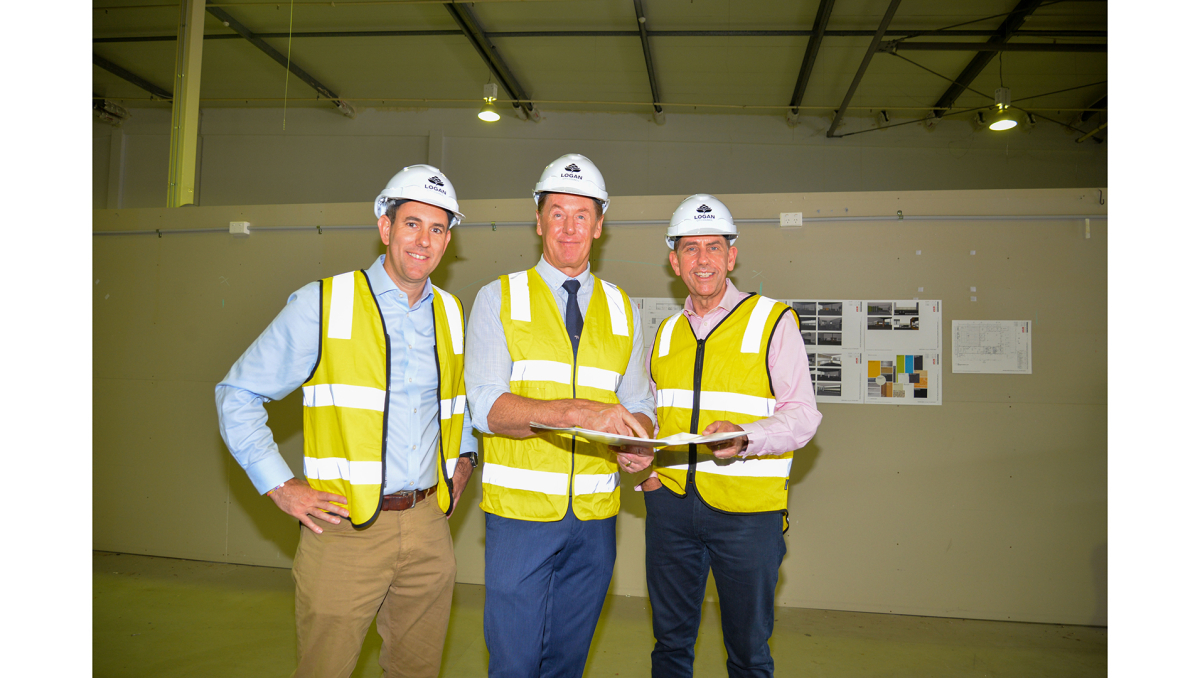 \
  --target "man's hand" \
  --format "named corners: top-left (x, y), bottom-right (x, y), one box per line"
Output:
top-left (616, 445), bottom-right (655, 473)
top-left (447, 456), bottom-right (474, 518)
top-left (268, 478), bottom-right (349, 534)
top-left (703, 421), bottom-right (748, 459)
top-left (575, 401), bottom-right (649, 439)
